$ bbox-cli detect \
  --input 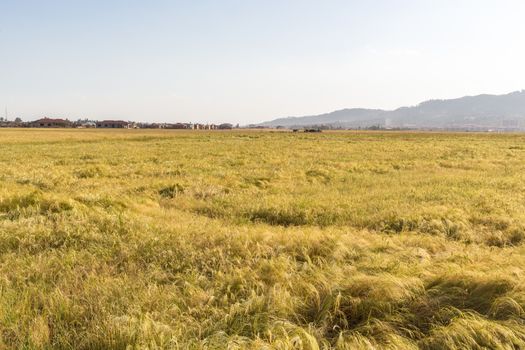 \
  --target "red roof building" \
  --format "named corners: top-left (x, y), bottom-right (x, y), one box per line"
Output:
top-left (29, 118), bottom-right (72, 128)
top-left (96, 120), bottom-right (130, 128)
